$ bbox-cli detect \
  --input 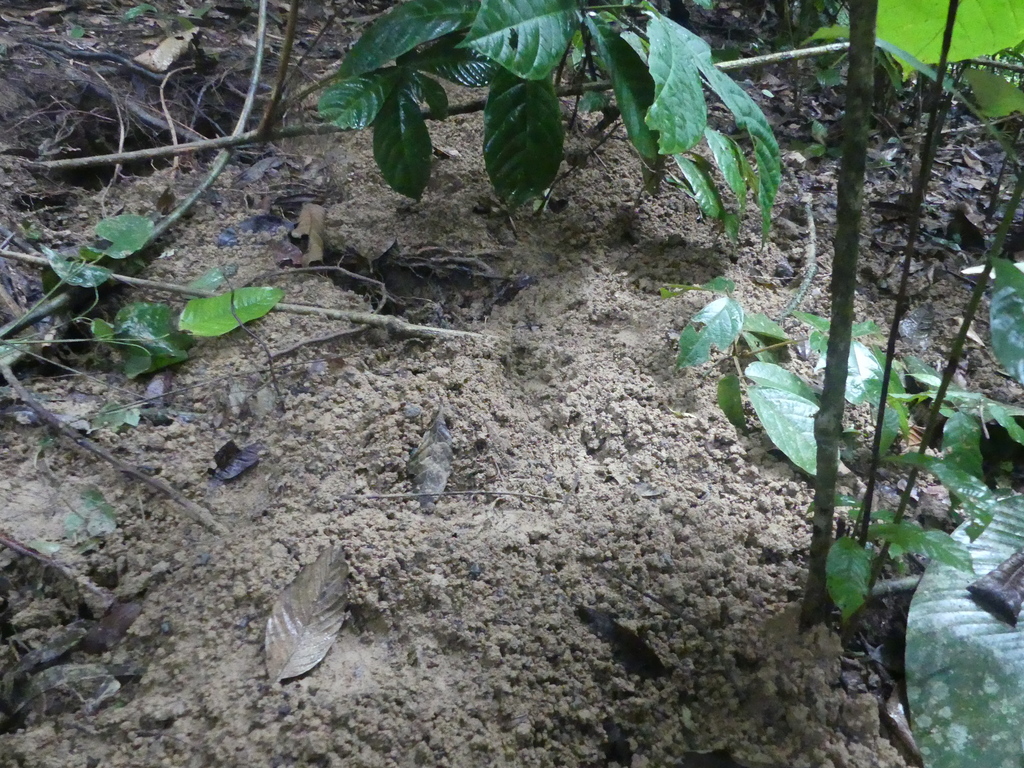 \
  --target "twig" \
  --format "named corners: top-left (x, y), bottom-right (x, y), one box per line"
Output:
top-left (0, 248), bottom-right (486, 341)
top-left (270, 327), bottom-right (366, 359)
top-left (0, 362), bottom-right (227, 534)
top-left (256, 0), bottom-right (301, 138)
top-left (0, 529), bottom-right (116, 610)
top-left (336, 490), bottom-right (564, 503)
